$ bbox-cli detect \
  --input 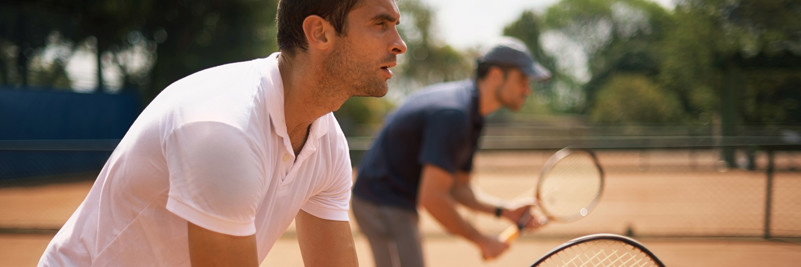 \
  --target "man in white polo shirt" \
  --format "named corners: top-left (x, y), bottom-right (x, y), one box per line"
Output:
top-left (38, 0), bottom-right (406, 266)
